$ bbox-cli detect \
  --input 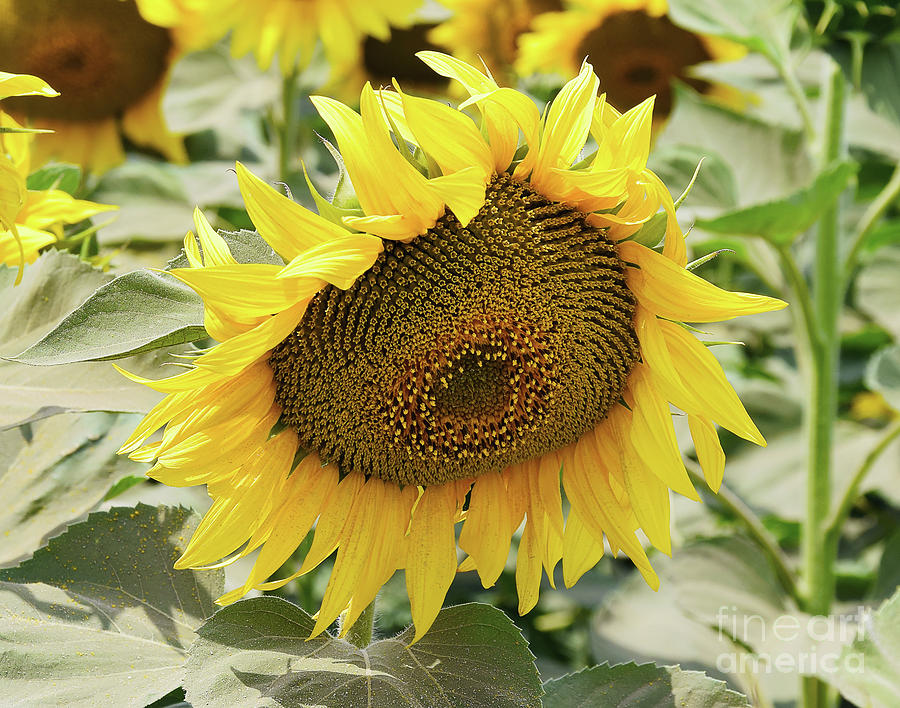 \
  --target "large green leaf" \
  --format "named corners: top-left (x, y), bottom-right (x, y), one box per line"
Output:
top-left (591, 536), bottom-right (799, 704)
top-left (26, 163), bottom-right (82, 195)
top-left (831, 589), bottom-right (900, 708)
top-left (0, 505), bottom-right (223, 708)
top-left (857, 248), bottom-right (900, 341)
top-left (184, 597), bottom-right (542, 708)
top-left (648, 145), bottom-right (738, 210)
top-left (12, 270), bottom-right (206, 364)
top-left (667, 0), bottom-right (799, 65)
top-left (0, 413), bottom-right (147, 566)
top-left (162, 45), bottom-right (279, 134)
top-left (874, 531), bottom-right (900, 601)
top-left (865, 344), bottom-right (900, 412)
top-left (165, 228), bottom-right (283, 270)
top-left (542, 663), bottom-right (750, 707)
top-left (723, 421), bottom-right (900, 519)
top-left (658, 86), bottom-right (812, 209)
top-left (0, 252), bottom-right (170, 428)
top-left (695, 161), bottom-right (858, 245)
